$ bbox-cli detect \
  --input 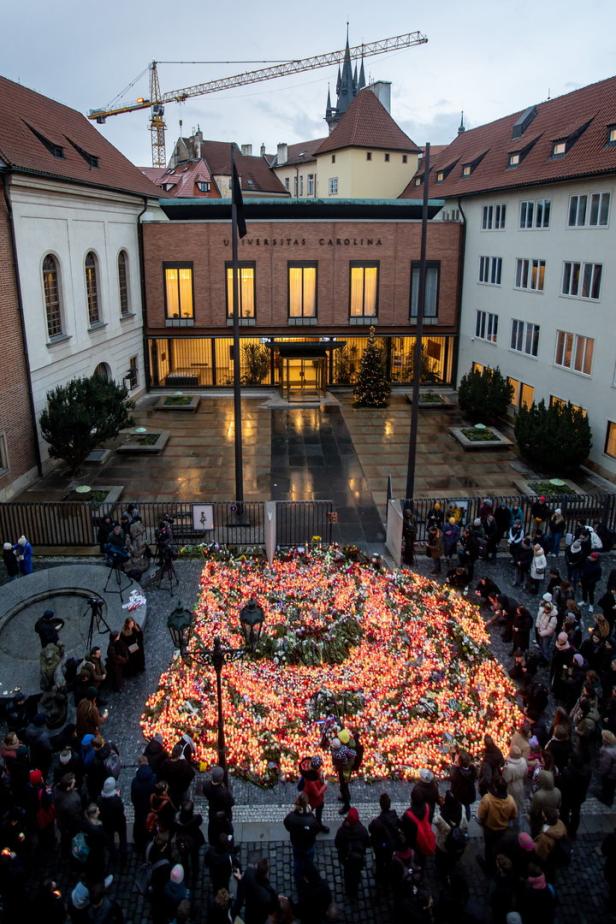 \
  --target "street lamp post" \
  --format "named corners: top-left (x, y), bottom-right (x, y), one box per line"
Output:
top-left (167, 599), bottom-right (265, 786)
